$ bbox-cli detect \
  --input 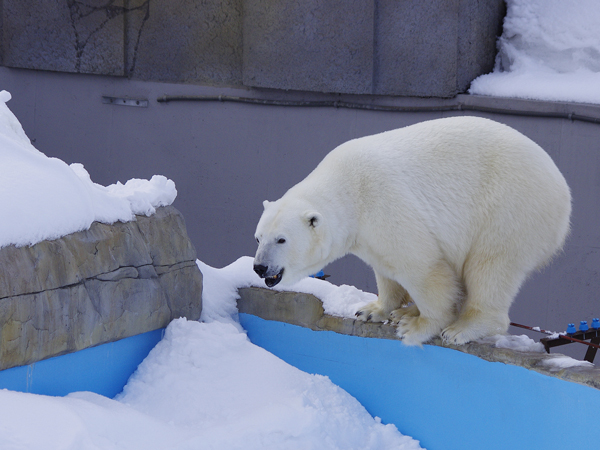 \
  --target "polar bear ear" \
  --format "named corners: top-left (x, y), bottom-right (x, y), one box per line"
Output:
top-left (304, 211), bottom-right (322, 228)
top-left (263, 200), bottom-right (271, 209)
